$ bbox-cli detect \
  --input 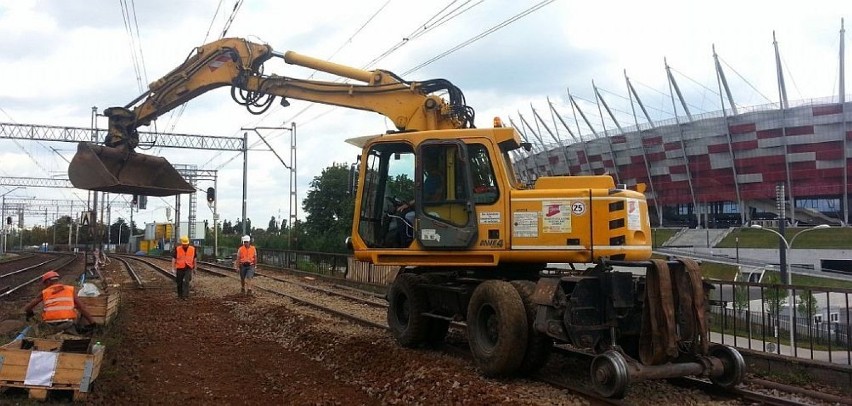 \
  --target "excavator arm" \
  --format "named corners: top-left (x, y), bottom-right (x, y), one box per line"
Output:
top-left (70, 37), bottom-right (474, 196)
top-left (102, 37), bottom-right (473, 150)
